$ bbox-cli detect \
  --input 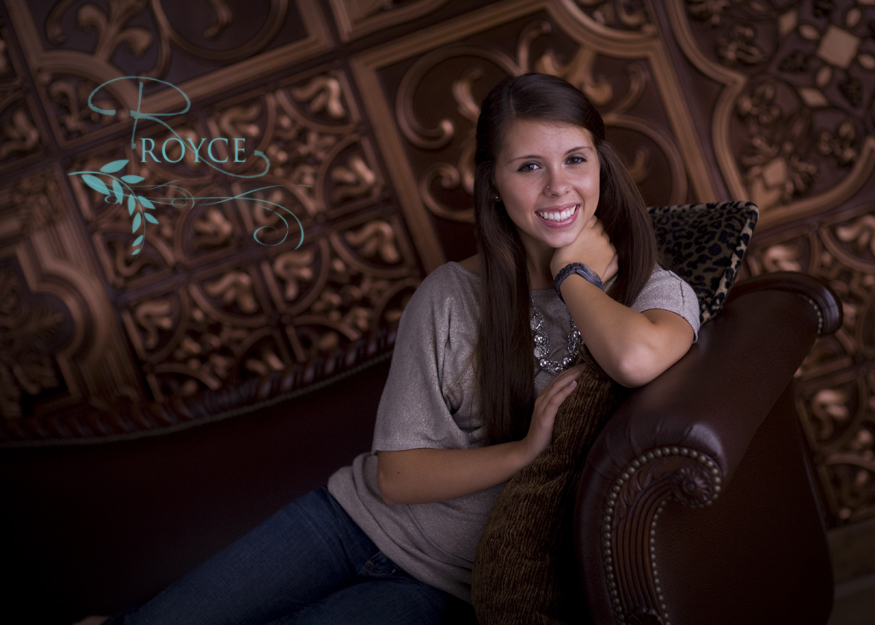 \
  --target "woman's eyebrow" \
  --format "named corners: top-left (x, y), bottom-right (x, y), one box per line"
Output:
top-left (506, 145), bottom-right (593, 163)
